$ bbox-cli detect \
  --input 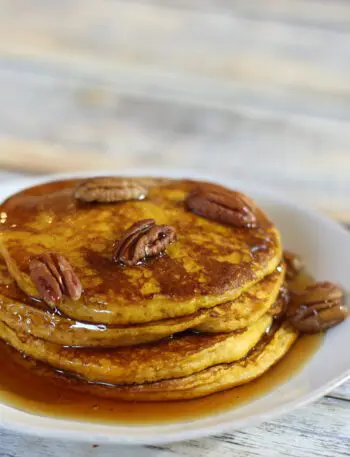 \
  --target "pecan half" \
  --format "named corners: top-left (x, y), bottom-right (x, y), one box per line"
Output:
top-left (113, 219), bottom-right (176, 266)
top-left (185, 187), bottom-right (257, 228)
top-left (29, 253), bottom-right (82, 306)
top-left (284, 250), bottom-right (304, 280)
top-left (287, 281), bottom-right (348, 333)
top-left (74, 177), bottom-right (147, 203)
